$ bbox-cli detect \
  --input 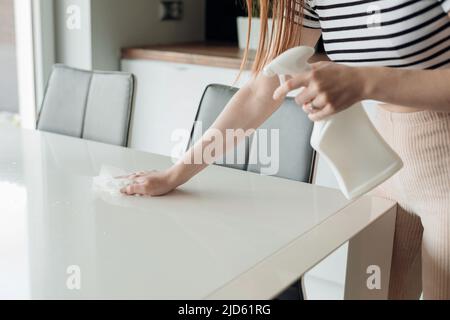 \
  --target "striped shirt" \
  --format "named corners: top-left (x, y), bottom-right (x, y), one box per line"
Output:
top-left (299, 0), bottom-right (450, 69)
